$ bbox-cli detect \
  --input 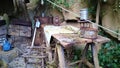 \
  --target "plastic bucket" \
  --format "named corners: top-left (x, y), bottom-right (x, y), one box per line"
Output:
top-left (3, 40), bottom-right (11, 51)
top-left (80, 8), bottom-right (88, 20)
